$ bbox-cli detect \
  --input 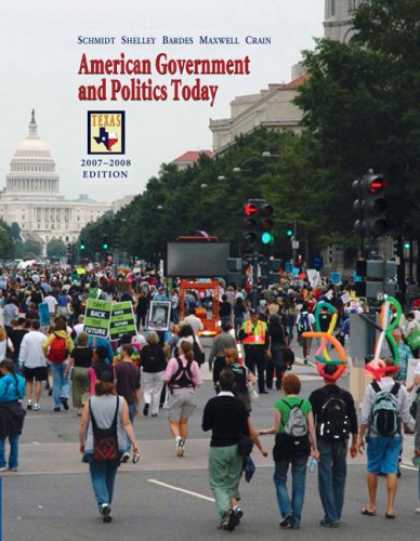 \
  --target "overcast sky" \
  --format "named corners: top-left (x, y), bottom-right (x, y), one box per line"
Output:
top-left (0, 0), bottom-right (324, 203)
